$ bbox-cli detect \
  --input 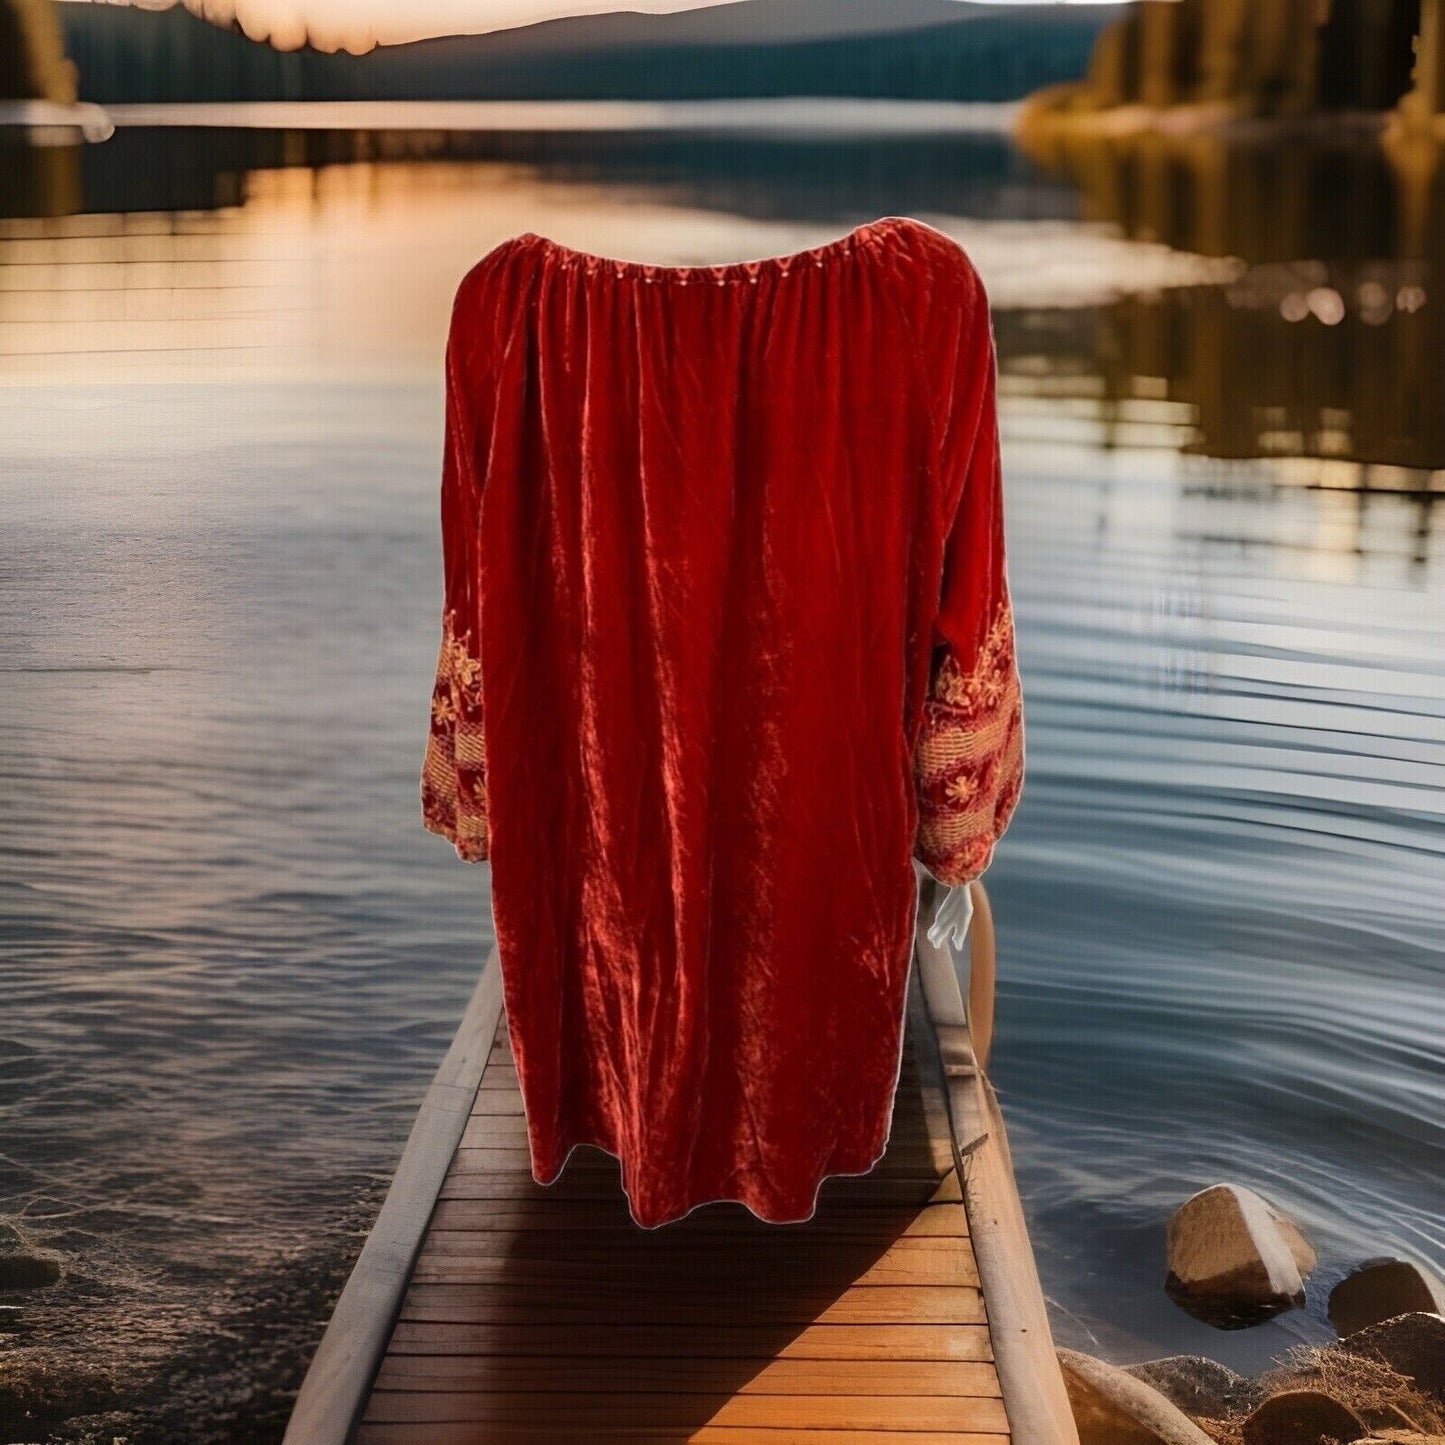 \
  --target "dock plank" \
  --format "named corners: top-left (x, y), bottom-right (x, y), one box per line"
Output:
top-left (372, 1355), bottom-right (1003, 1396)
top-left (436, 1166), bottom-right (964, 1206)
top-left (357, 1428), bottom-right (1008, 1445)
top-left (424, 1198), bottom-right (970, 1237)
top-left (397, 1283), bottom-right (990, 1328)
top-left (381, 1321), bottom-right (995, 1363)
top-left (361, 1390), bottom-right (1011, 1431)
